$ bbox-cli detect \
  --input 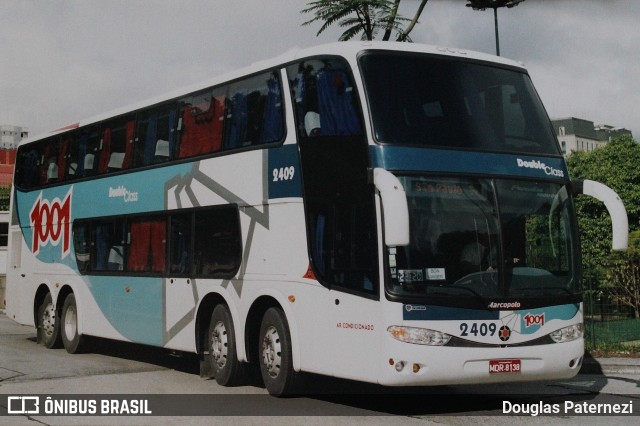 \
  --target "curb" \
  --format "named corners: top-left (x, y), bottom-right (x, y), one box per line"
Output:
top-left (580, 357), bottom-right (640, 375)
